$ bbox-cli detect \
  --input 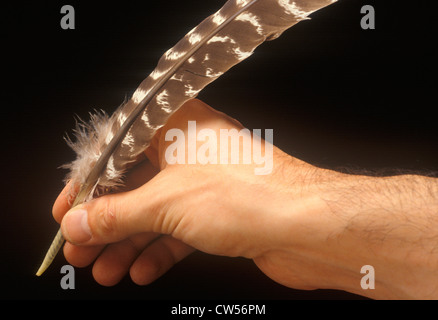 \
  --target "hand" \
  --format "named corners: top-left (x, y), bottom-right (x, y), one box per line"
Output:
top-left (54, 99), bottom-right (317, 287)
top-left (53, 99), bottom-right (438, 299)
